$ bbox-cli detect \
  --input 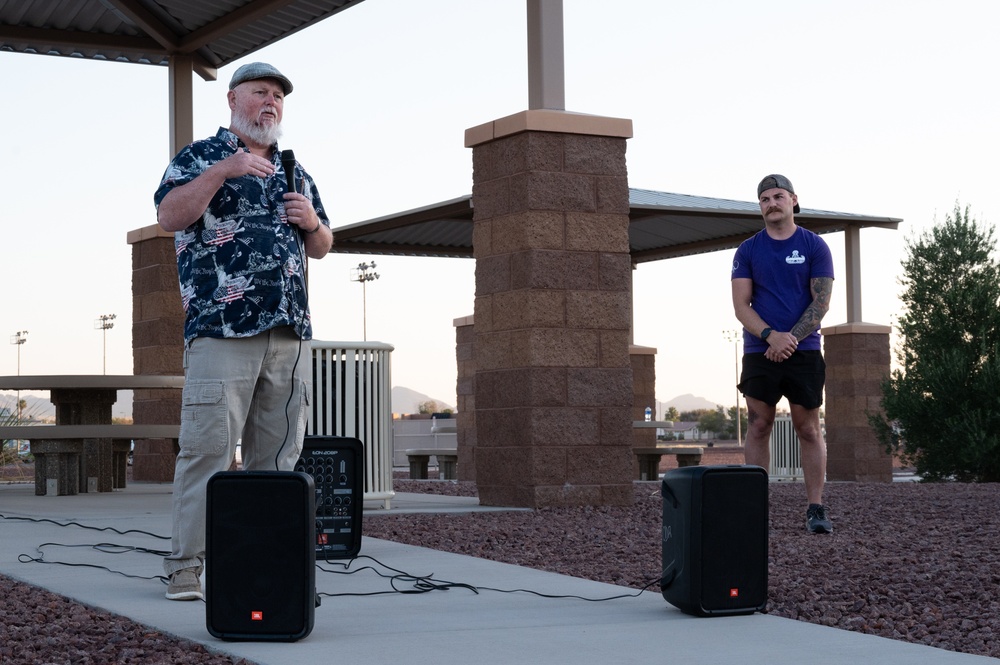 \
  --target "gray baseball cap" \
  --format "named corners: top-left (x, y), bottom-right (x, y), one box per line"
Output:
top-left (228, 62), bottom-right (293, 95)
top-left (757, 174), bottom-right (800, 213)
